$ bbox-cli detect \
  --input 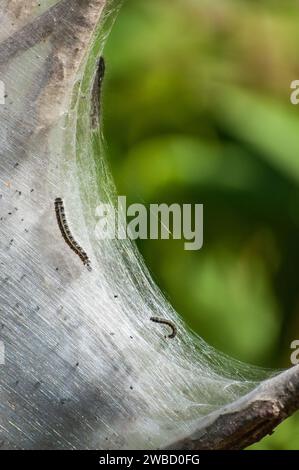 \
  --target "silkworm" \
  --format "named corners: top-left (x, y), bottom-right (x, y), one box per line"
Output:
top-left (90, 56), bottom-right (105, 129)
top-left (150, 317), bottom-right (177, 339)
top-left (54, 198), bottom-right (92, 271)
